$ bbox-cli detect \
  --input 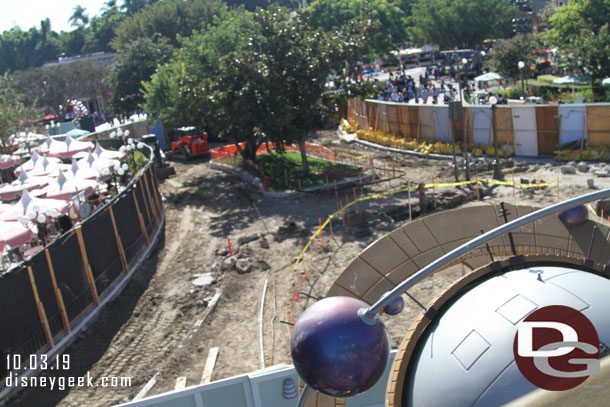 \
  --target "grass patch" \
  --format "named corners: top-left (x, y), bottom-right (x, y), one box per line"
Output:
top-left (536, 75), bottom-right (559, 84)
top-left (220, 151), bottom-right (362, 190)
